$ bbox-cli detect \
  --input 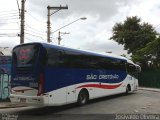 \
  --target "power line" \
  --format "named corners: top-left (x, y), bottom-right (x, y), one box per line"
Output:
top-left (0, 10), bottom-right (18, 14)
top-left (0, 15), bottom-right (19, 19)
top-left (0, 18), bottom-right (19, 21)
top-left (26, 11), bottom-right (46, 23)
top-left (0, 12), bottom-right (18, 17)
top-left (26, 24), bottom-right (46, 34)
top-left (25, 30), bottom-right (46, 40)
top-left (0, 29), bottom-right (19, 31)
top-left (25, 36), bottom-right (46, 42)
top-left (0, 21), bottom-right (19, 24)
top-left (25, 29), bottom-right (46, 36)
top-left (0, 33), bottom-right (18, 37)
top-left (25, 32), bottom-right (46, 41)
